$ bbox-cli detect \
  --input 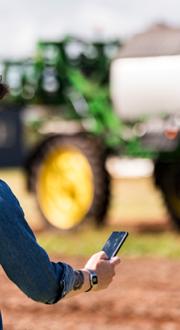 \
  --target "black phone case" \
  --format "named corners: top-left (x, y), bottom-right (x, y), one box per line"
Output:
top-left (102, 231), bottom-right (128, 259)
